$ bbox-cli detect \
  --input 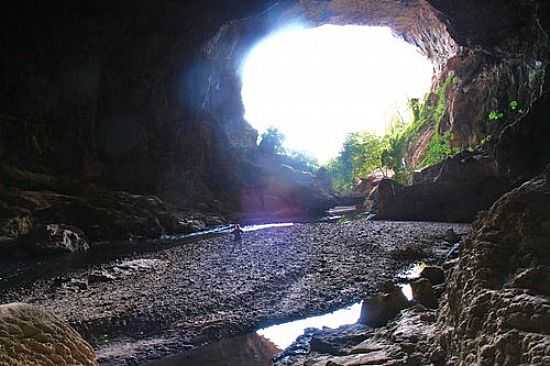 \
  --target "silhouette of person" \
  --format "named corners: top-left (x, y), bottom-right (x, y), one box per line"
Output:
top-left (232, 224), bottom-right (244, 241)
